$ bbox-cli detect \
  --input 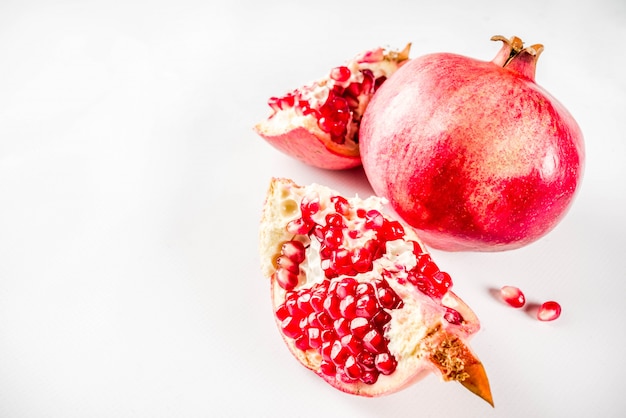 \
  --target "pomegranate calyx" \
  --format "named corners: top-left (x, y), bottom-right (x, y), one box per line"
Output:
top-left (490, 35), bottom-right (544, 80)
